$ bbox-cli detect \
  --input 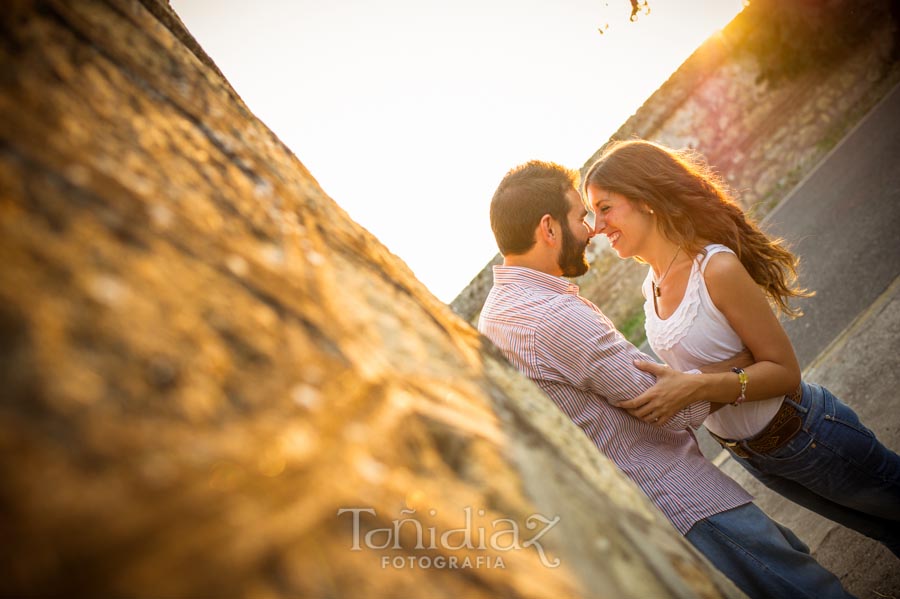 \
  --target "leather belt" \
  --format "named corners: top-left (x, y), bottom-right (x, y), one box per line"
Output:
top-left (709, 386), bottom-right (804, 459)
